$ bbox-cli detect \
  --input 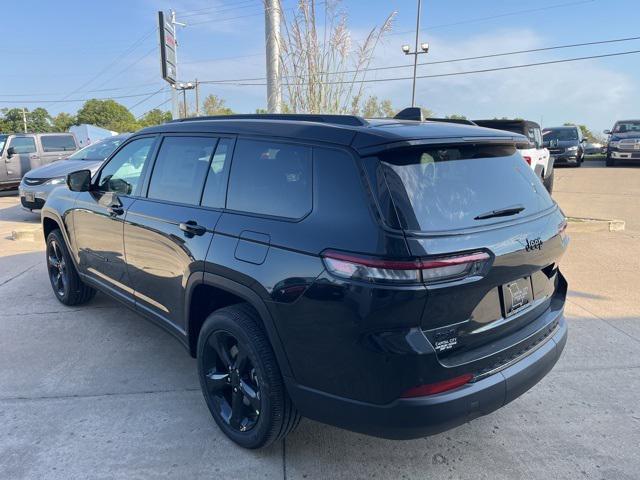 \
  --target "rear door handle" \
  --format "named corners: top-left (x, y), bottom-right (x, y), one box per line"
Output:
top-left (179, 221), bottom-right (206, 237)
